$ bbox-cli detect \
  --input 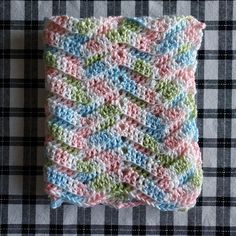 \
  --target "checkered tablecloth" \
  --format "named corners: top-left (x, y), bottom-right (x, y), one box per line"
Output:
top-left (0, 0), bottom-right (235, 235)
